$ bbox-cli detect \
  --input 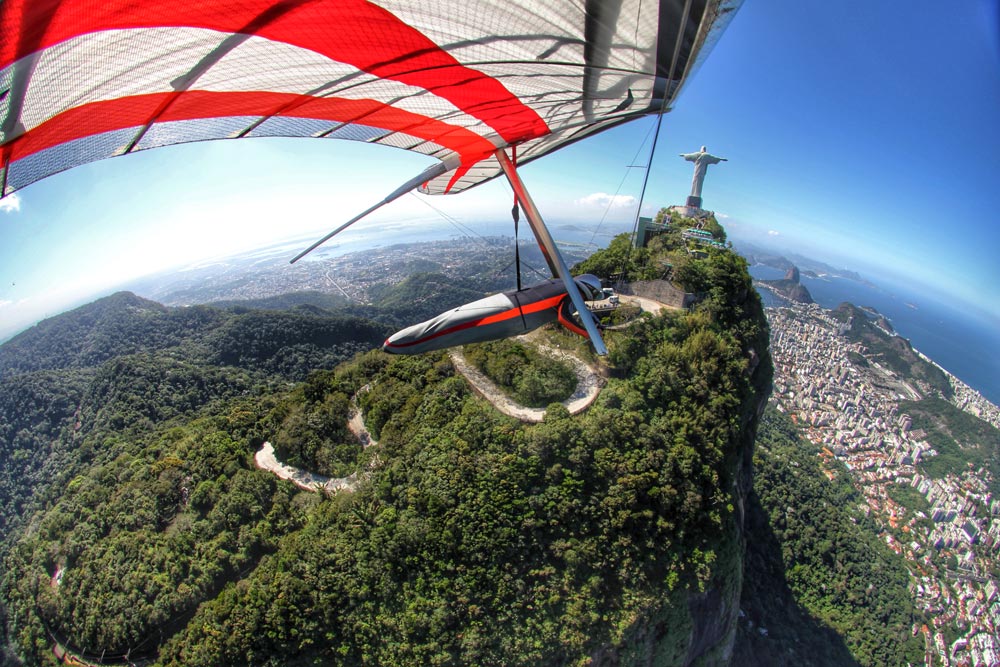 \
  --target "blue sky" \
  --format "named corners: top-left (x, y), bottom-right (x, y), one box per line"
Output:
top-left (2, 0), bottom-right (999, 343)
